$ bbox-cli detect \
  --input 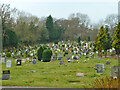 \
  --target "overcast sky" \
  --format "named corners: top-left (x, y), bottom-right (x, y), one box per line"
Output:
top-left (1, 0), bottom-right (119, 24)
